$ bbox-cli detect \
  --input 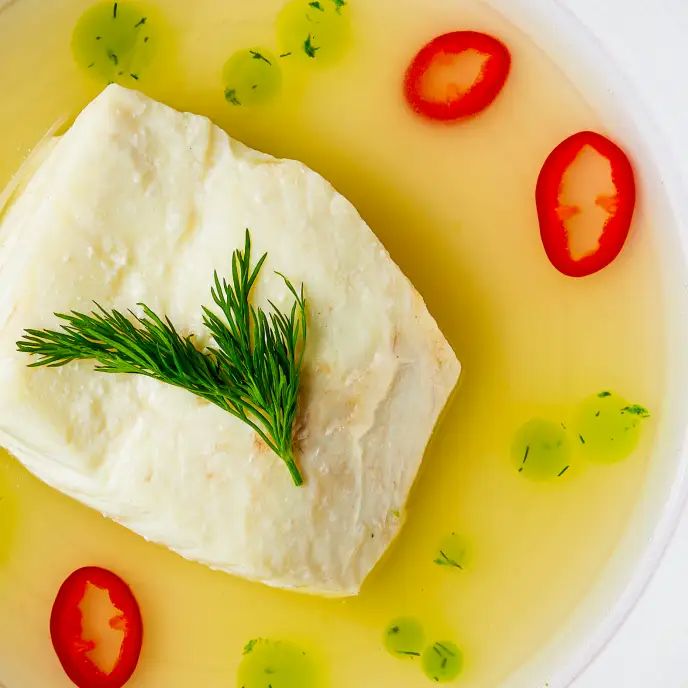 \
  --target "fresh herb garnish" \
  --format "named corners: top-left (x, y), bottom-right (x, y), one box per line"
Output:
top-left (238, 639), bottom-right (314, 684)
top-left (73, 2), bottom-right (158, 83)
top-left (621, 404), bottom-right (650, 418)
top-left (384, 618), bottom-right (425, 659)
top-left (279, 51), bottom-right (292, 58)
top-left (422, 641), bottom-right (463, 682)
top-left (558, 465), bottom-right (570, 477)
top-left (309, 1), bottom-right (324, 10)
top-left (434, 532), bottom-right (468, 570)
top-left (434, 643), bottom-right (456, 657)
top-left (244, 639), bottom-right (258, 655)
top-left (433, 550), bottom-right (463, 569)
top-left (303, 34), bottom-right (320, 58)
top-left (598, 390), bottom-right (611, 398)
top-left (249, 49), bottom-right (272, 65)
top-left (130, 73), bottom-right (139, 80)
top-left (330, 0), bottom-right (346, 12)
top-left (224, 88), bottom-right (241, 106)
top-left (512, 419), bottom-right (571, 481)
top-left (222, 48), bottom-right (282, 107)
top-left (16, 230), bottom-right (307, 486)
